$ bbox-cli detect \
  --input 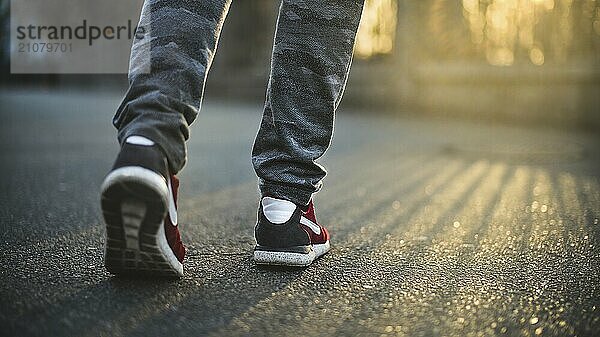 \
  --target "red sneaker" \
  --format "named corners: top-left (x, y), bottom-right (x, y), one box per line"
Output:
top-left (254, 199), bottom-right (331, 266)
top-left (101, 140), bottom-right (185, 277)
top-left (300, 200), bottom-right (331, 258)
